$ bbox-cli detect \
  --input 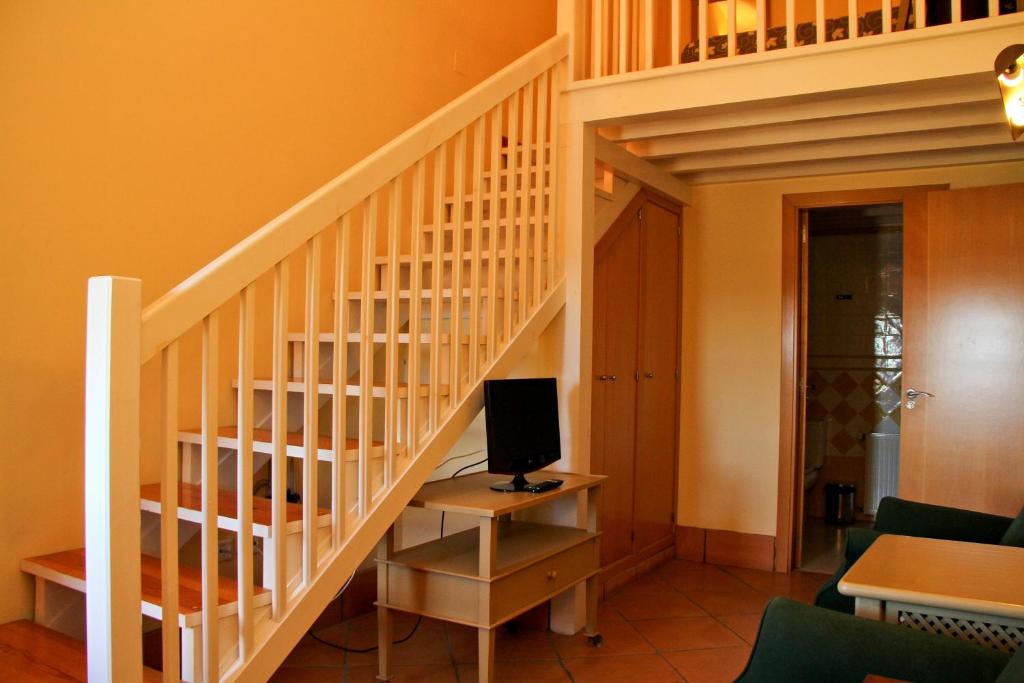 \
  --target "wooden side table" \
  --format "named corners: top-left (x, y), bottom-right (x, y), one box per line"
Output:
top-left (375, 472), bottom-right (604, 682)
top-left (839, 534), bottom-right (1024, 653)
